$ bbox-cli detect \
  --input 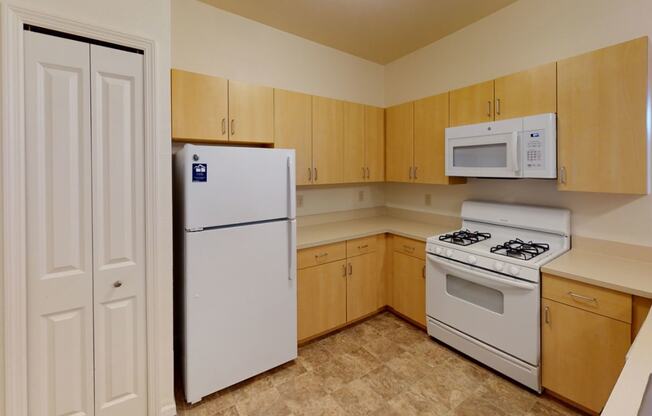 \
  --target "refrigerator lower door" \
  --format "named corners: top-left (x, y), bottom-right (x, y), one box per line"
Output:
top-left (182, 219), bottom-right (297, 403)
